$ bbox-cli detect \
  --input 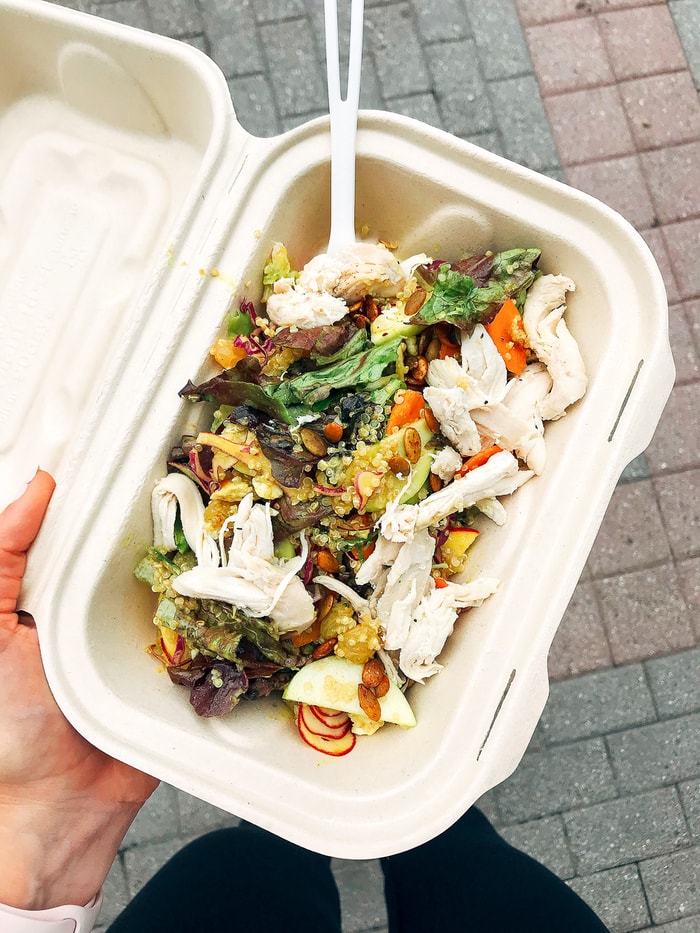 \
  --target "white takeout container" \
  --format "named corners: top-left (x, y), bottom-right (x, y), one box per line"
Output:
top-left (3, 0), bottom-right (674, 858)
